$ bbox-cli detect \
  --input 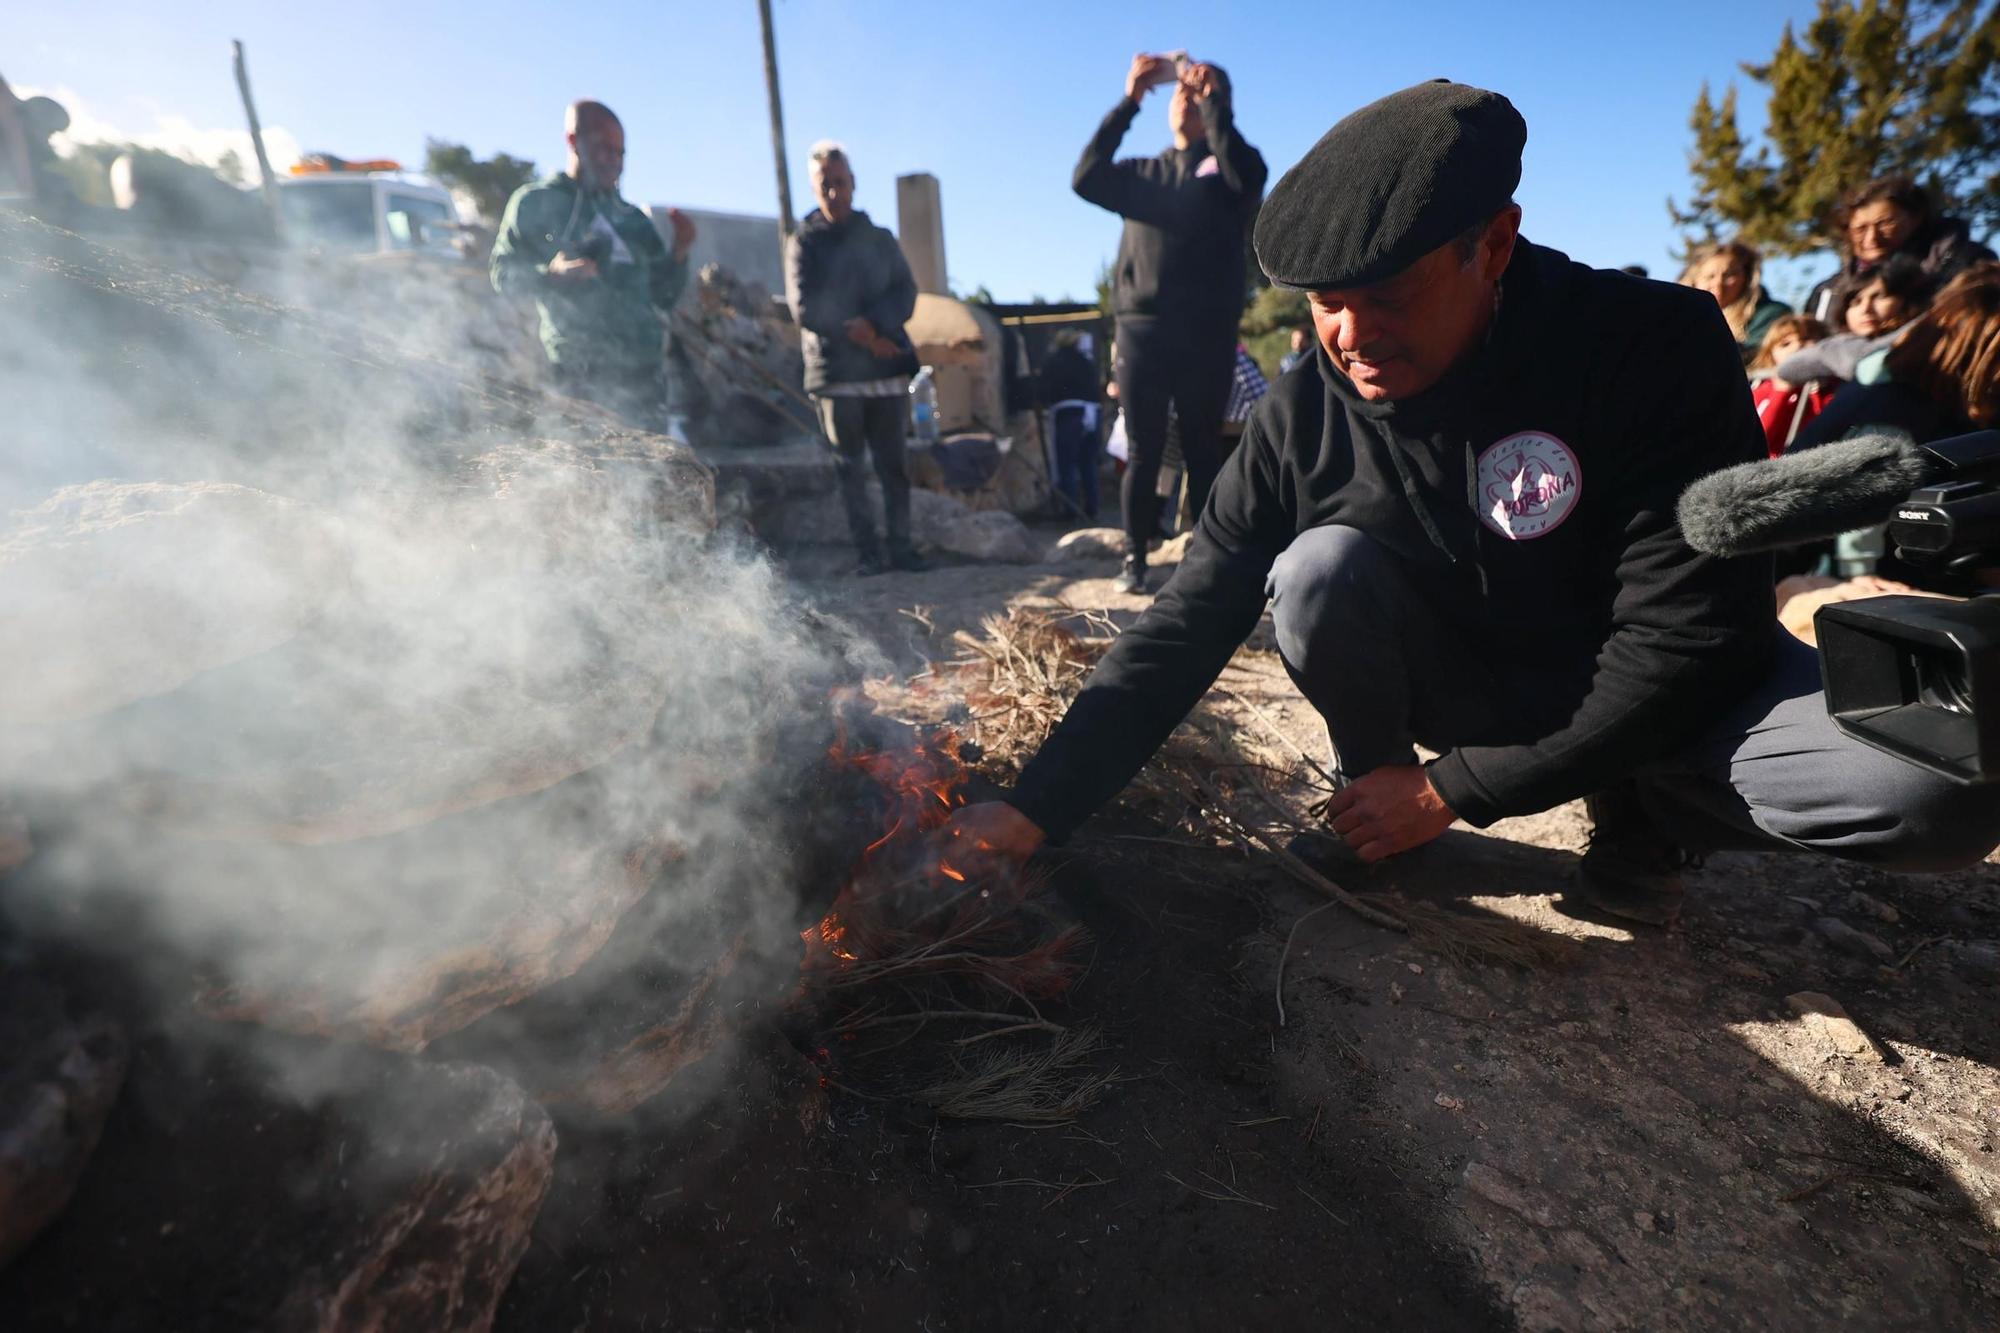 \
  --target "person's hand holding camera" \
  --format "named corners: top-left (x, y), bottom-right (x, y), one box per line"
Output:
top-left (1125, 53), bottom-right (1175, 102)
top-left (1180, 61), bottom-right (1221, 103)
